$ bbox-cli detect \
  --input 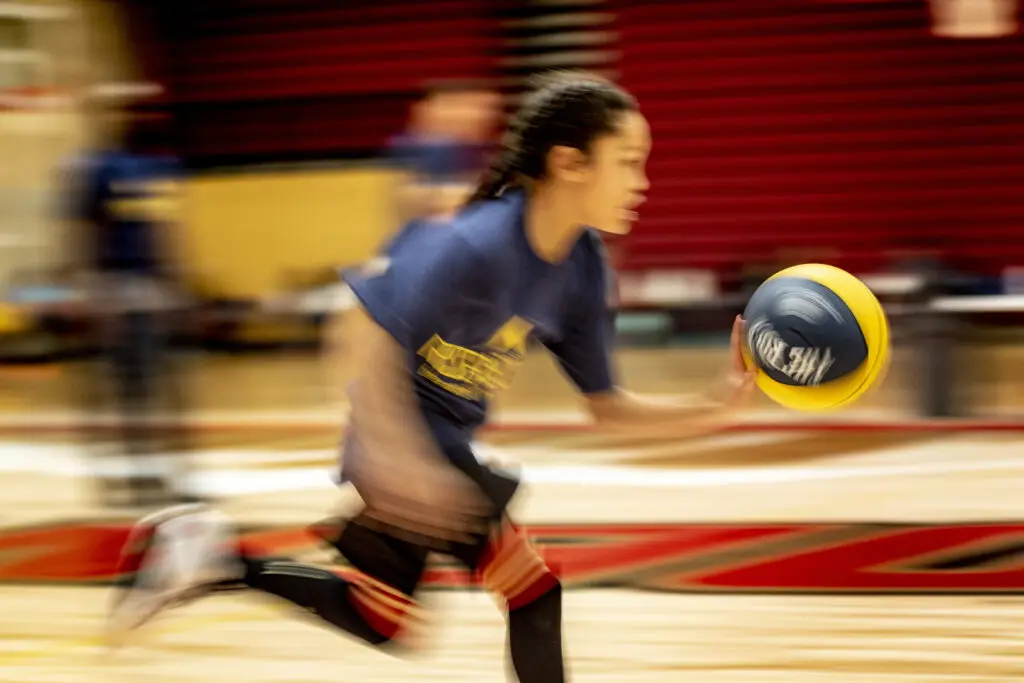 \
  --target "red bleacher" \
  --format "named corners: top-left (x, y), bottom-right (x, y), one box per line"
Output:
top-left (167, 0), bottom-right (502, 158)
top-left (617, 0), bottom-right (1024, 280)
